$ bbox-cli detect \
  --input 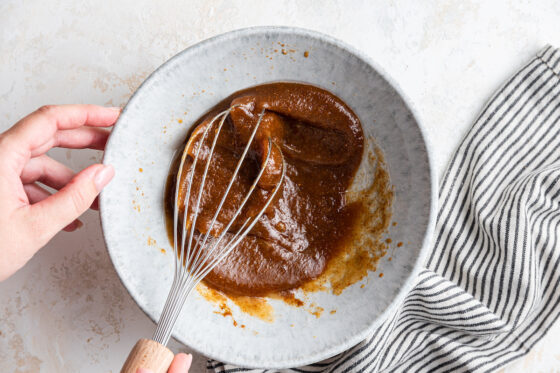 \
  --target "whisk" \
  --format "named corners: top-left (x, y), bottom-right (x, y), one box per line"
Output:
top-left (120, 107), bottom-right (285, 373)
